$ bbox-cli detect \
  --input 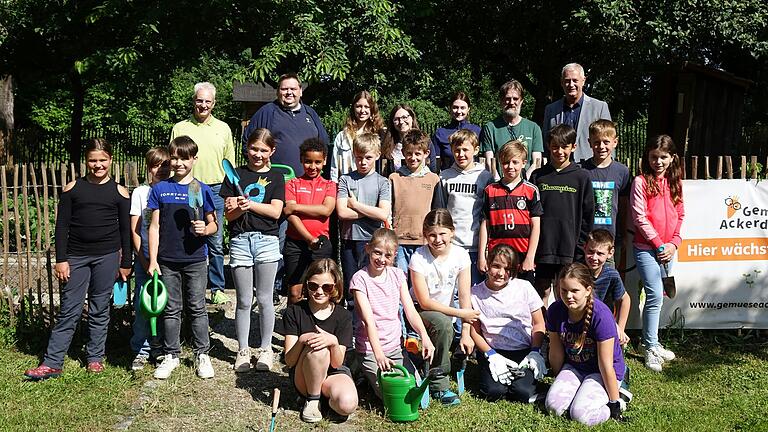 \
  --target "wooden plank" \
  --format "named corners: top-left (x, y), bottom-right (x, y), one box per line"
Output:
top-left (126, 161), bottom-right (140, 188)
top-left (12, 165), bottom-right (25, 323)
top-left (41, 163), bottom-right (54, 326)
top-left (751, 156), bottom-right (758, 179)
top-left (113, 161), bottom-right (121, 184)
top-left (41, 163), bottom-right (51, 250)
top-left (60, 162), bottom-right (67, 193)
top-left (716, 156), bottom-right (723, 179)
top-left (21, 165), bottom-right (34, 321)
top-left (71, 163), bottom-right (76, 182)
top-left (704, 156), bottom-right (710, 180)
top-left (51, 164), bottom-right (59, 224)
top-left (0, 166), bottom-right (12, 326)
top-left (725, 156), bottom-right (733, 179)
top-left (741, 156), bottom-right (747, 179)
top-left (690, 156), bottom-right (698, 180)
top-left (30, 165), bottom-right (44, 321)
